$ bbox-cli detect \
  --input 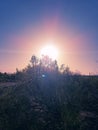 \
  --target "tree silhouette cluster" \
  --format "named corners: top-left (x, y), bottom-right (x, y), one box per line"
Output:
top-left (0, 55), bottom-right (98, 130)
